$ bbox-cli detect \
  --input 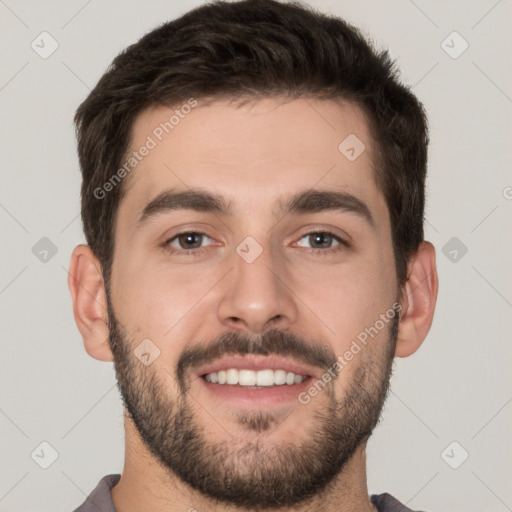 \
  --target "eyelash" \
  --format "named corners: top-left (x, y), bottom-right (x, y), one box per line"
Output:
top-left (163, 230), bottom-right (349, 257)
